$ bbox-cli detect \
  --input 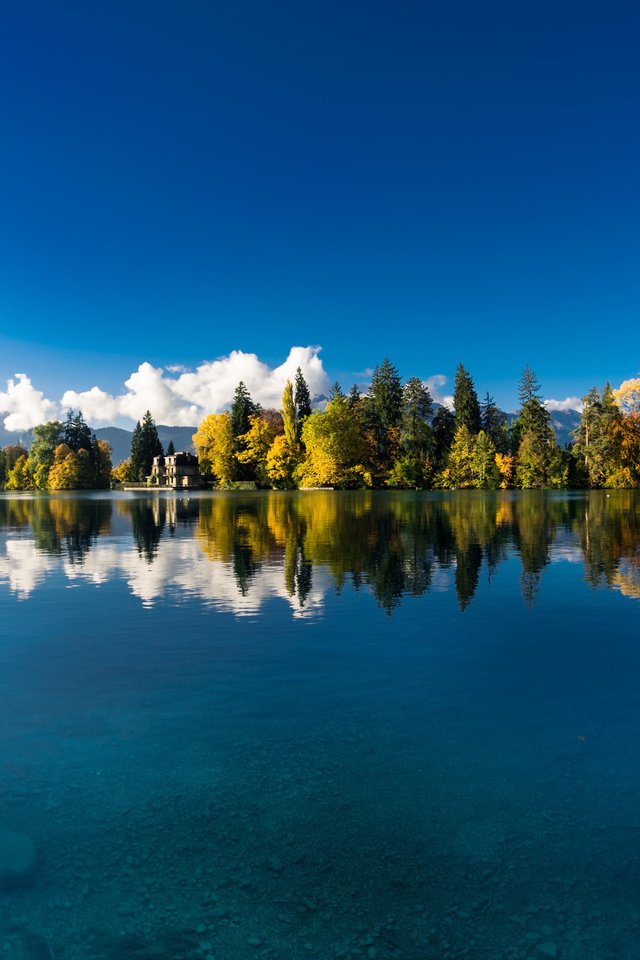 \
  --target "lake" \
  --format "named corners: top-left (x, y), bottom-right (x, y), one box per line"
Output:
top-left (0, 490), bottom-right (639, 960)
